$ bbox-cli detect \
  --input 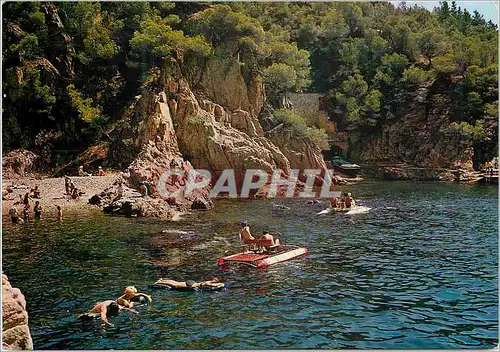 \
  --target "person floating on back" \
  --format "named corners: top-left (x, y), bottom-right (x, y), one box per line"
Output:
top-left (154, 278), bottom-right (224, 290)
